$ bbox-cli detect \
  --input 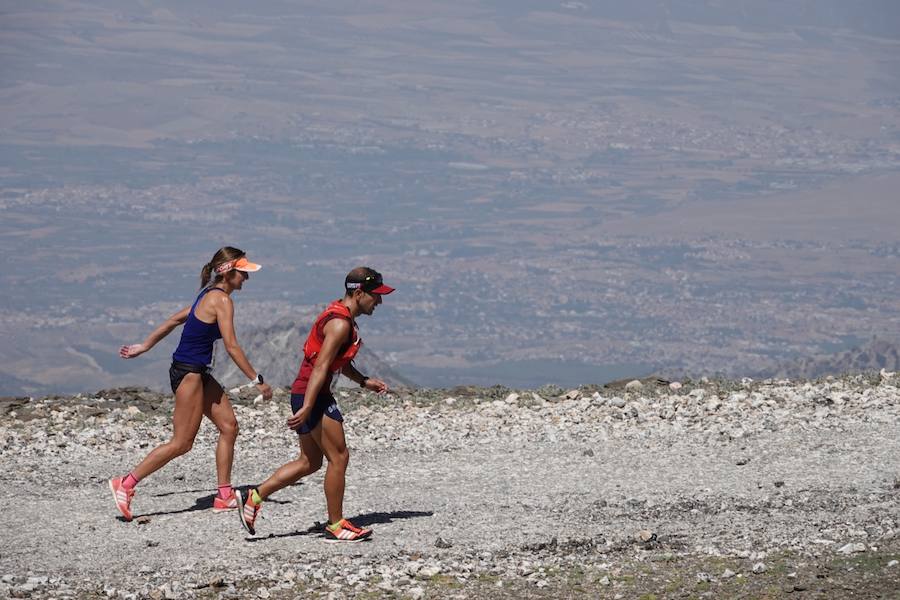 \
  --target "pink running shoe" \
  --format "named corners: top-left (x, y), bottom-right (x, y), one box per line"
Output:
top-left (108, 477), bottom-right (134, 521)
top-left (212, 492), bottom-right (238, 513)
top-left (236, 488), bottom-right (261, 535)
top-left (324, 519), bottom-right (372, 542)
